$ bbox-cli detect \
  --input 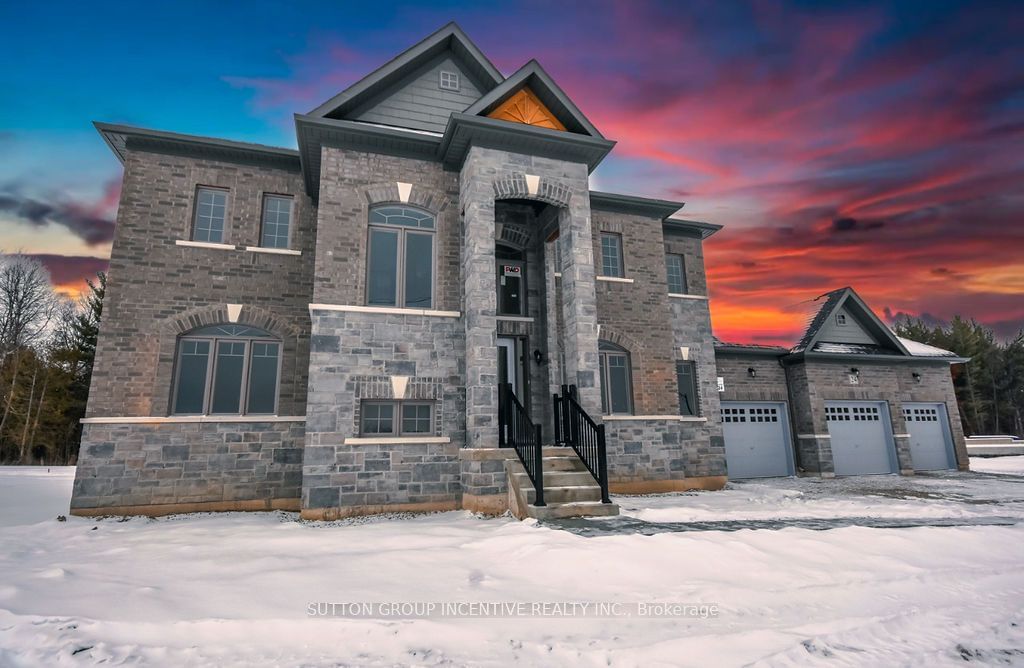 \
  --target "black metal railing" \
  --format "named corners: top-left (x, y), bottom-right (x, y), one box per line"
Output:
top-left (553, 384), bottom-right (611, 504)
top-left (498, 383), bottom-right (545, 506)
